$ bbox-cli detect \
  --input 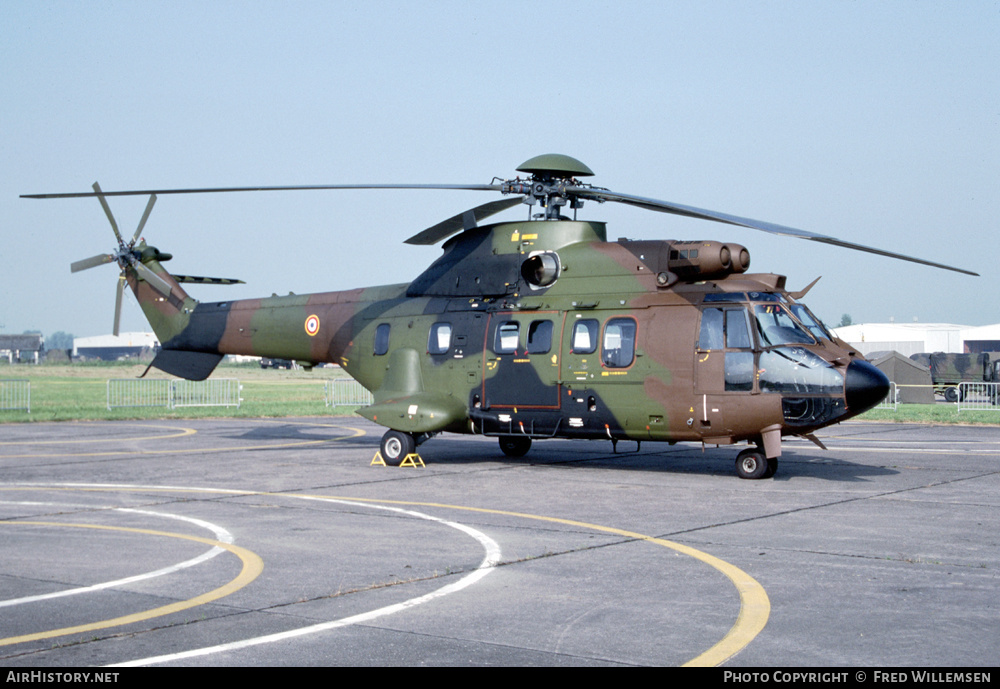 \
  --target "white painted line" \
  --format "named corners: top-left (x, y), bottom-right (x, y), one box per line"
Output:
top-left (111, 497), bottom-right (502, 667)
top-left (0, 503), bottom-right (232, 609)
